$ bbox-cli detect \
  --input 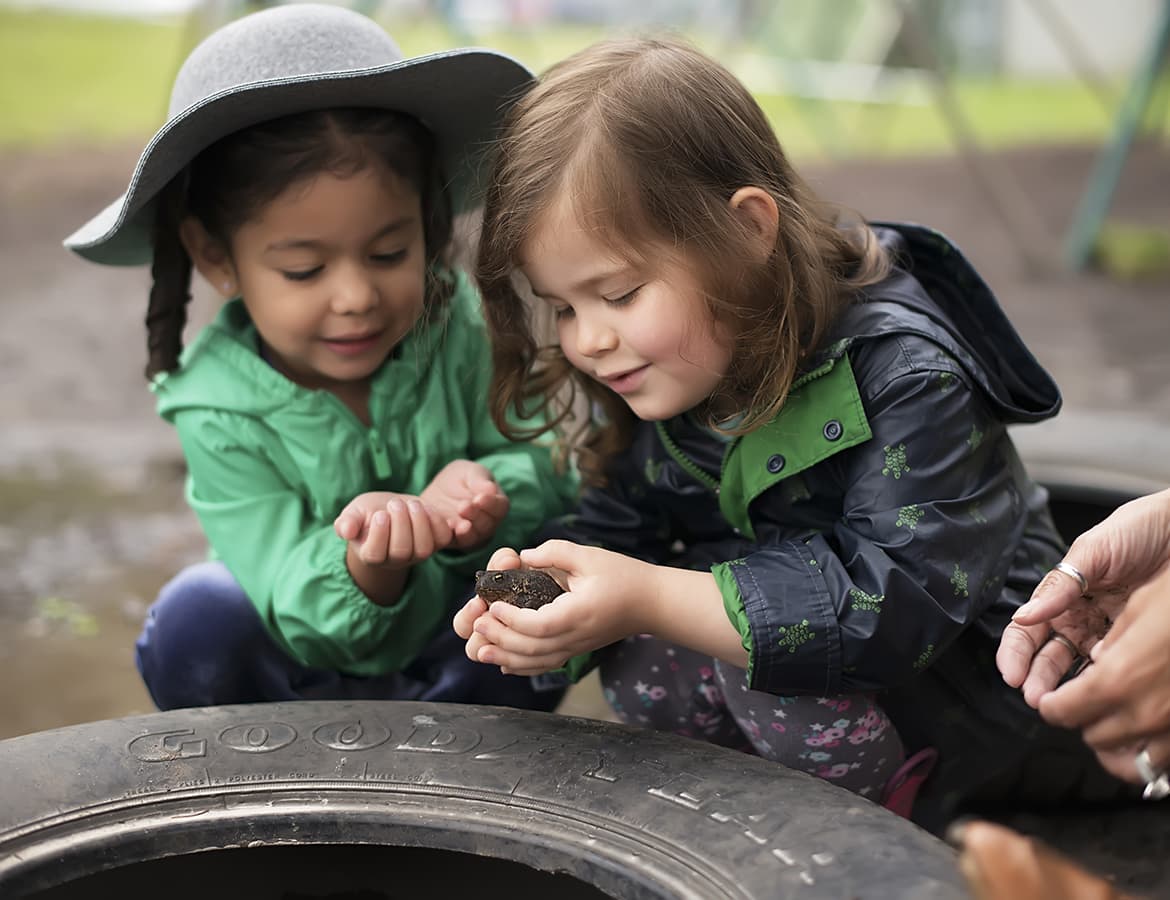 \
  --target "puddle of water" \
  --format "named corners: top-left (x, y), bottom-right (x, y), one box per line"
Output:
top-left (0, 459), bottom-right (203, 739)
top-left (0, 592), bottom-right (154, 738)
top-left (0, 454), bottom-right (616, 740)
